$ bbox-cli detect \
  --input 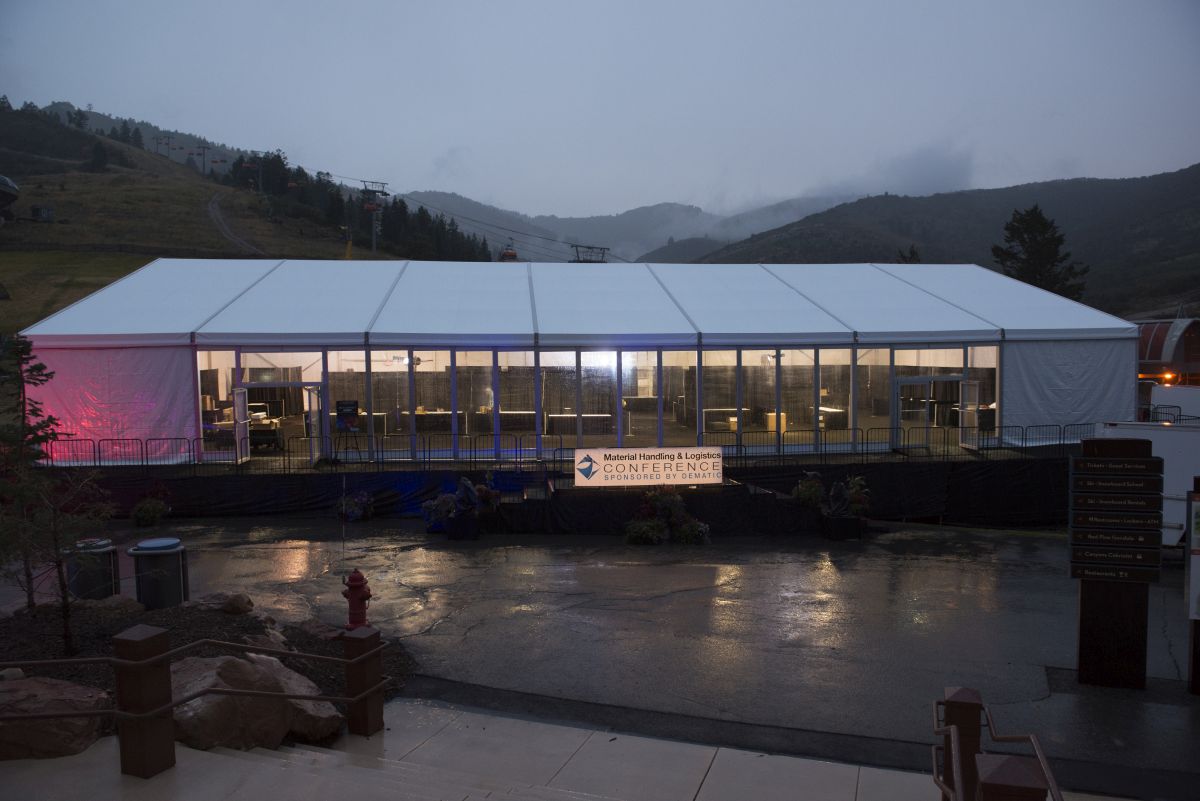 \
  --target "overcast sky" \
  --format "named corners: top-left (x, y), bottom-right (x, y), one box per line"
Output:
top-left (3, 1), bottom-right (1198, 217)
